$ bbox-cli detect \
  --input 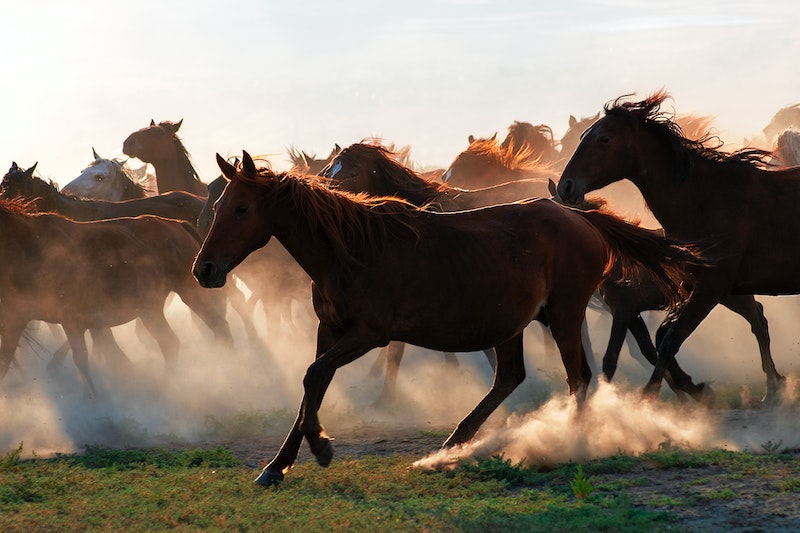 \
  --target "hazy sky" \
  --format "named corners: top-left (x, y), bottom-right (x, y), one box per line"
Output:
top-left (3, 0), bottom-right (798, 186)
